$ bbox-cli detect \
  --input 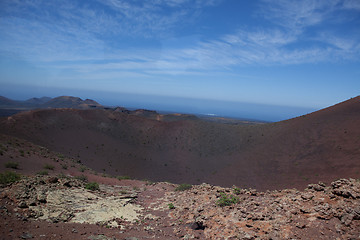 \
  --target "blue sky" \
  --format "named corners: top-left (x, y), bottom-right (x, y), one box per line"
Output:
top-left (0, 0), bottom-right (360, 121)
